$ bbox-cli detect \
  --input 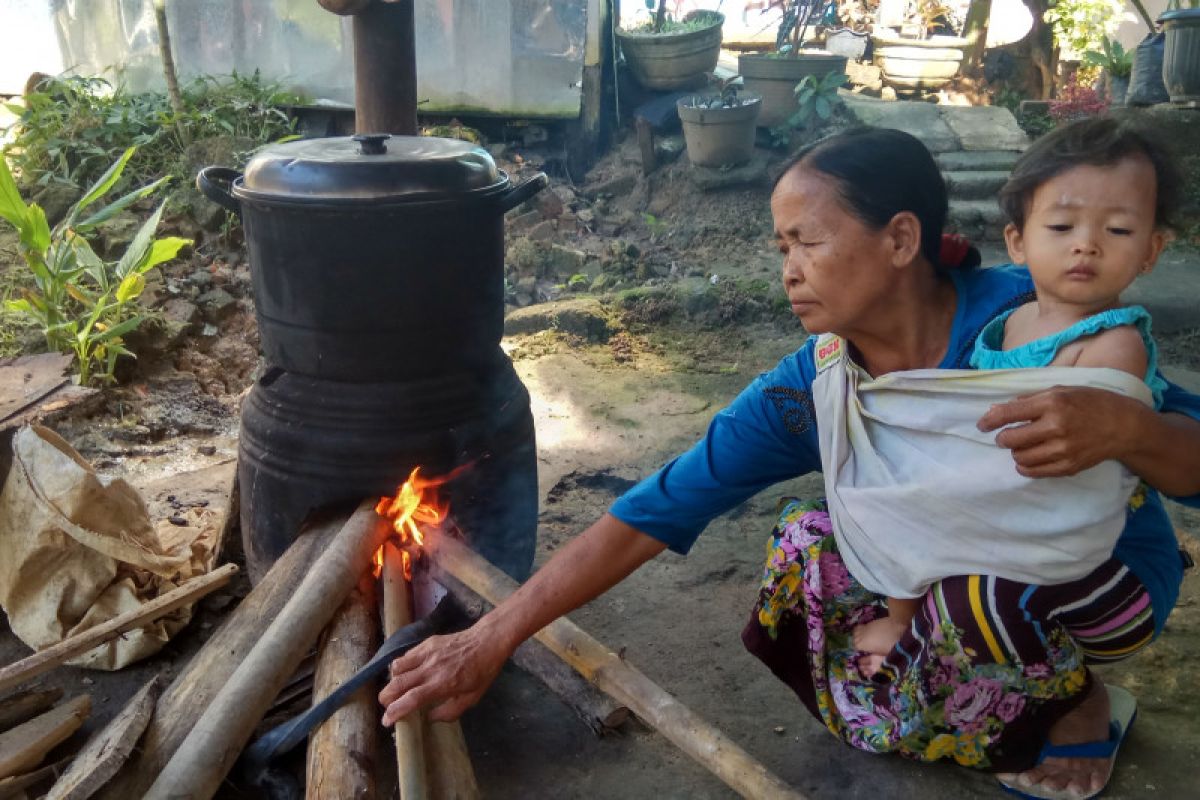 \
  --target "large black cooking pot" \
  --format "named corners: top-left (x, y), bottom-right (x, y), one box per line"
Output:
top-left (198, 133), bottom-right (547, 381)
